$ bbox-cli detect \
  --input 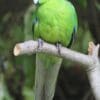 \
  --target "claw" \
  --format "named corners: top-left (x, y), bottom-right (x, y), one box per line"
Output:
top-left (38, 38), bottom-right (43, 49)
top-left (56, 43), bottom-right (61, 55)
